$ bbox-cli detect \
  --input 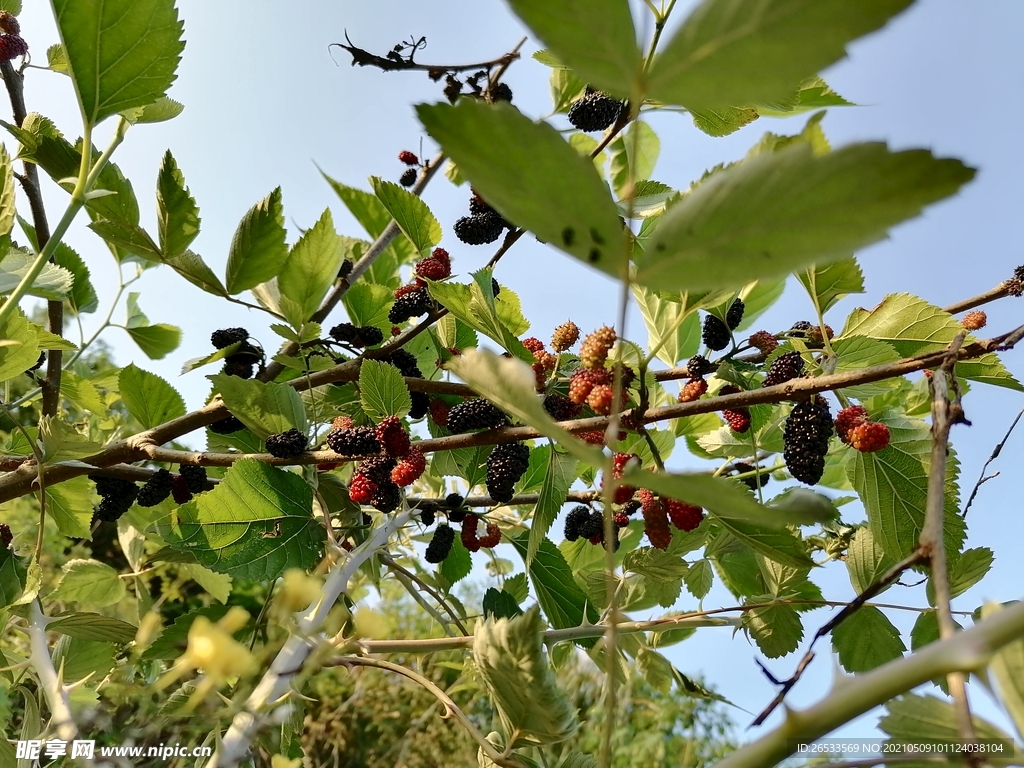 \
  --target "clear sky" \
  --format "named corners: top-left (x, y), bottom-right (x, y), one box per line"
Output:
top-left (12, 0), bottom-right (1024, 749)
